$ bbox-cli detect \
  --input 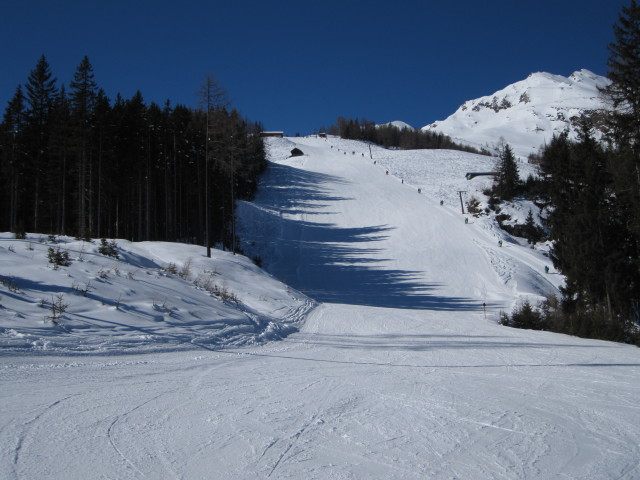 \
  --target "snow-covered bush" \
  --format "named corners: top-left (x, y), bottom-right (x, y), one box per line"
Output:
top-left (47, 247), bottom-right (72, 268)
